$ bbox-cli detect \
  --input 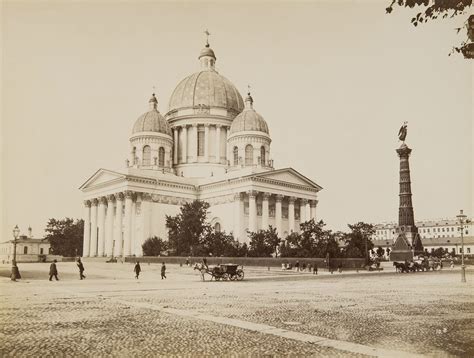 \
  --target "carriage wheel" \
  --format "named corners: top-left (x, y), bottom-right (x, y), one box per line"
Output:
top-left (214, 276), bottom-right (220, 281)
top-left (222, 273), bottom-right (230, 281)
top-left (230, 274), bottom-right (237, 281)
top-left (237, 270), bottom-right (244, 281)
